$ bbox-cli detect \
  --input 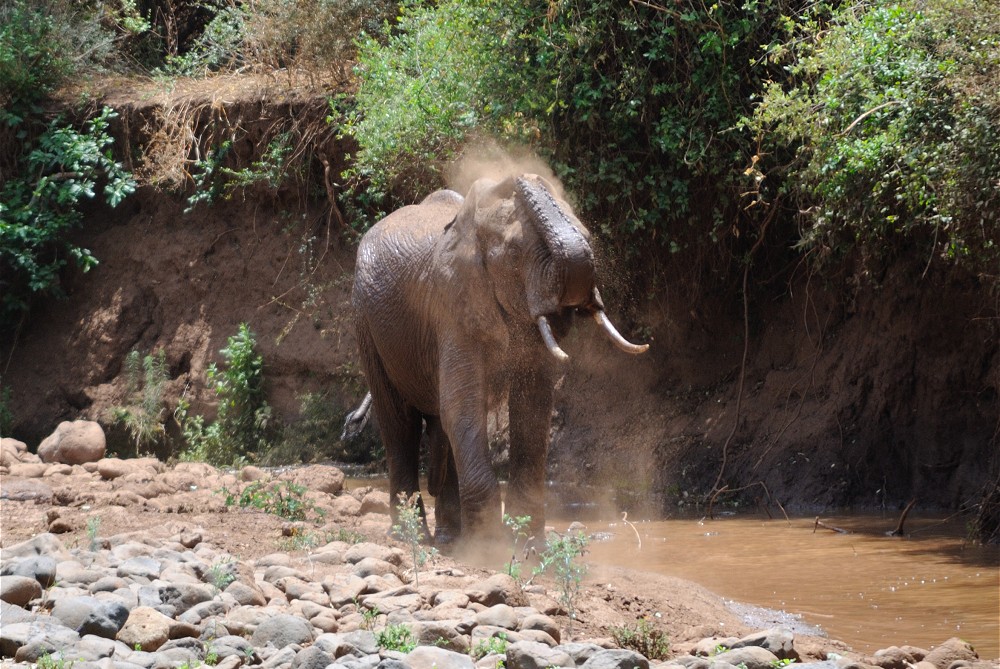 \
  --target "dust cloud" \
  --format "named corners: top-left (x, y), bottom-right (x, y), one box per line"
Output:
top-left (445, 140), bottom-right (568, 202)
